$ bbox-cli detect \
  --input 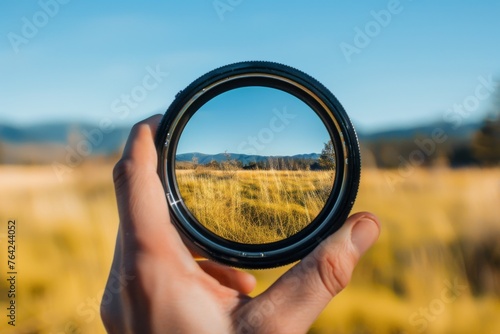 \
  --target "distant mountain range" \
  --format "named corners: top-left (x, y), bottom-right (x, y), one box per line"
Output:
top-left (176, 152), bottom-right (320, 165)
top-left (0, 123), bottom-right (130, 150)
top-left (357, 120), bottom-right (481, 141)
top-left (0, 123), bottom-right (130, 164)
top-left (0, 120), bottom-right (483, 164)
